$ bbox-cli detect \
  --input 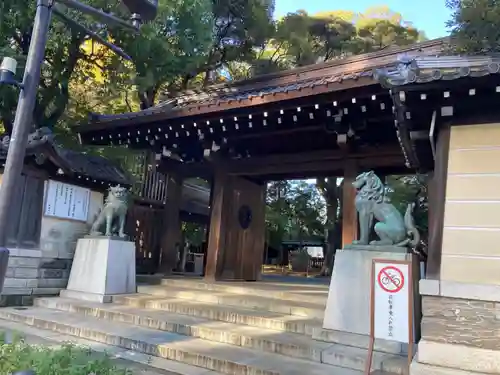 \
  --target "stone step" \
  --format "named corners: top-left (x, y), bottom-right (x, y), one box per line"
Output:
top-left (0, 318), bottom-right (223, 375)
top-left (115, 294), bottom-right (320, 335)
top-left (135, 285), bottom-right (325, 319)
top-left (410, 360), bottom-right (481, 375)
top-left (34, 297), bottom-right (328, 362)
top-left (137, 277), bottom-right (328, 305)
top-left (0, 306), bottom-right (361, 375)
top-left (321, 342), bottom-right (407, 375)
